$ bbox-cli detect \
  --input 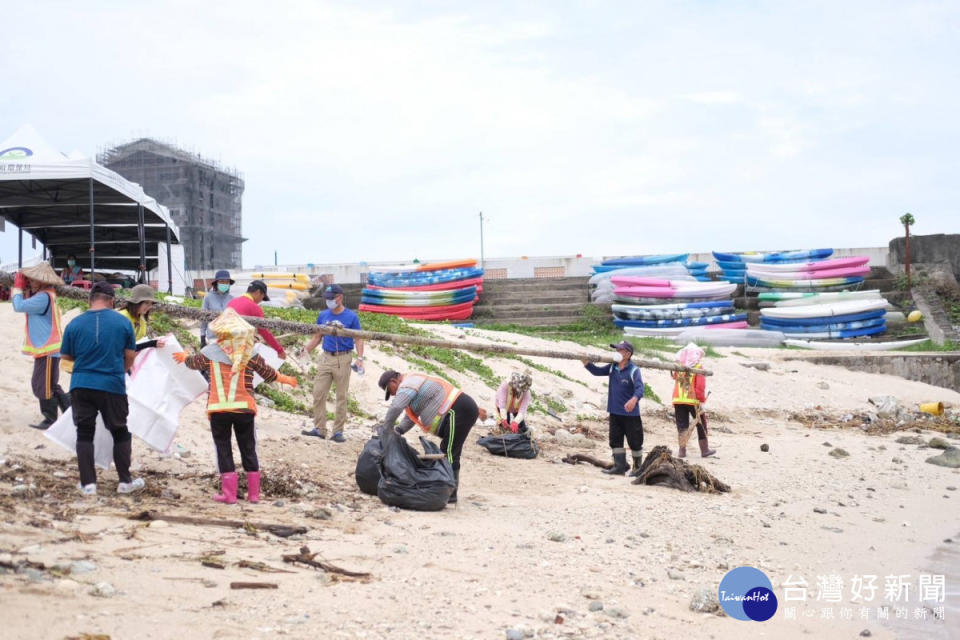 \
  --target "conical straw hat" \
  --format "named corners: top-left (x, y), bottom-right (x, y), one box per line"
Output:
top-left (210, 307), bottom-right (255, 370)
top-left (21, 263), bottom-right (64, 287)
